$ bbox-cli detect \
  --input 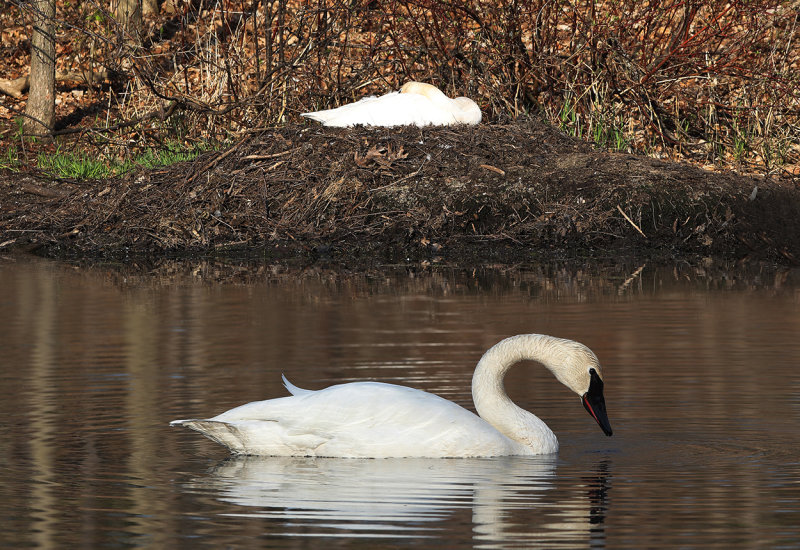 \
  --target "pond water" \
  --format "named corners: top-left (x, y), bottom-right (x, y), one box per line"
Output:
top-left (1, 256), bottom-right (799, 548)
